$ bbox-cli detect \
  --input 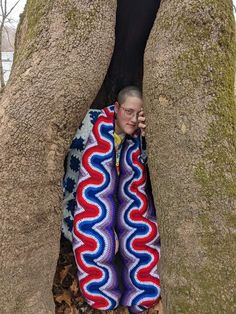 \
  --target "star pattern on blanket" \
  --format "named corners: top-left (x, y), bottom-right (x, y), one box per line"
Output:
top-left (64, 177), bottom-right (76, 193)
top-left (89, 110), bottom-right (100, 124)
top-left (70, 137), bottom-right (85, 151)
top-left (70, 155), bottom-right (80, 172)
top-left (66, 199), bottom-right (77, 213)
top-left (61, 109), bottom-right (101, 242)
